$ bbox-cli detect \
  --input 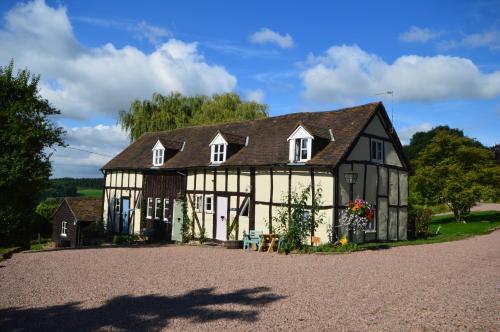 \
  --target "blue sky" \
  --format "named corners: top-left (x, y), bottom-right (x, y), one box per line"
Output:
top-left (0, 0), bottom-right (499, 177)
